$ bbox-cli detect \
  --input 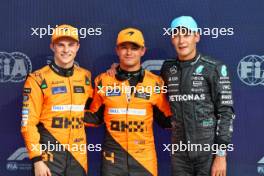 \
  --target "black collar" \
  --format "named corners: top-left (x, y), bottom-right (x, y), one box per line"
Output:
top-left (49, 61), bottom-right (74, 77)
top-left (115, 66), bottom-right (145, 83)
top-left (177, 53), bottom-right (201, 68)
